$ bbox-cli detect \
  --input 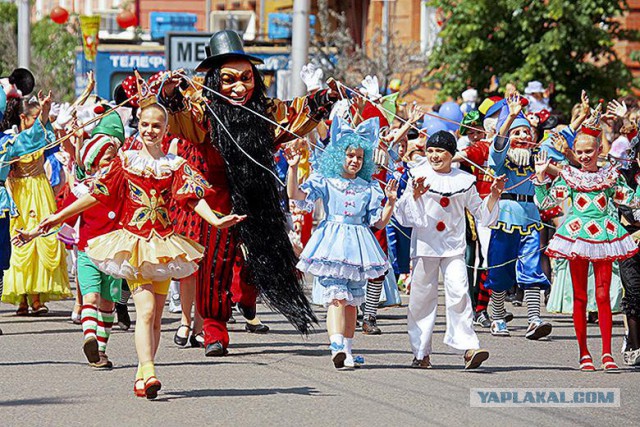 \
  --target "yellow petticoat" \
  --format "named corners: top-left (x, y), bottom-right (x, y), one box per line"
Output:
top-left (2, 173), bottom-right (71, 305)
top-left (87, 229), bottom-right (204, 282)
